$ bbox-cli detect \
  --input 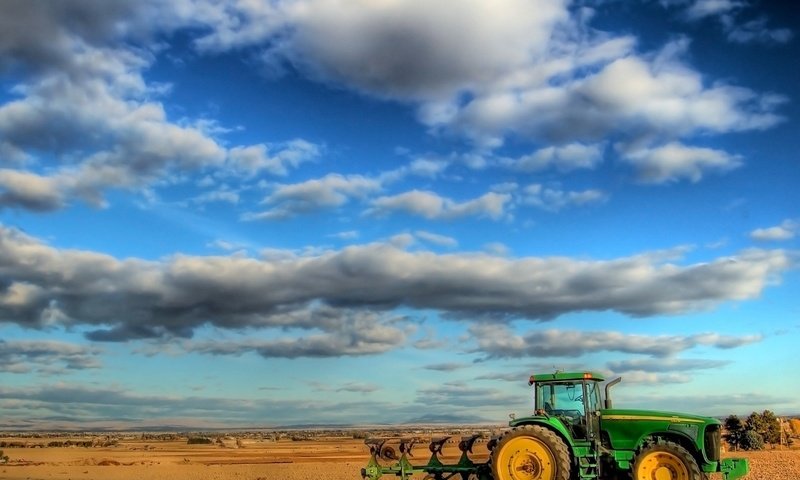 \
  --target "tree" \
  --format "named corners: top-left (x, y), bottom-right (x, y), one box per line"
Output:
top-left (723, 415), bottom-right (745, 450)
top-left (747, 410), bottom-right (781, 446)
